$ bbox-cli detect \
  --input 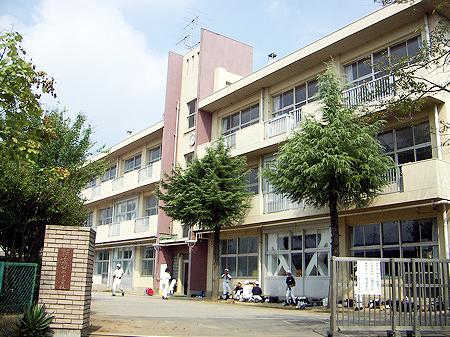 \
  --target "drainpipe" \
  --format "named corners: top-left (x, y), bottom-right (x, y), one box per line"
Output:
top-left (433, 200), bottom-right (450, 259)
top-left (424, 14), bottom-right (431, 55)
top-left (173, 100), bottom-right (180, 168)
top-left (434, 104), bottom-right (442, 160)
